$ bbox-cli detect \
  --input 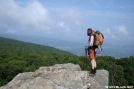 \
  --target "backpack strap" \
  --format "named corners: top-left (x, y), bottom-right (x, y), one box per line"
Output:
top-left (101, 33), bottom-right (104, 39)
